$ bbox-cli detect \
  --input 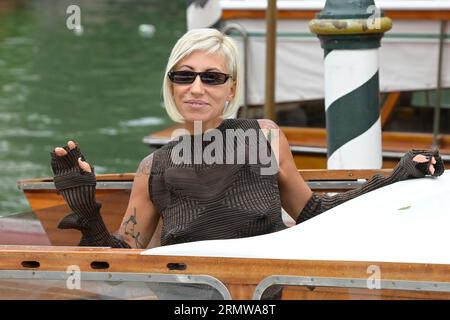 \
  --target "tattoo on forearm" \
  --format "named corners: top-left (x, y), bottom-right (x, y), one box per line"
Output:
top-left (136, 153), bottom-right (154, 177)
top-left (122, 208), bottom-right (144, 248)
